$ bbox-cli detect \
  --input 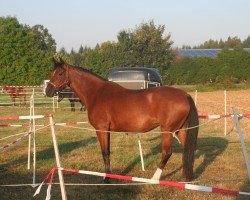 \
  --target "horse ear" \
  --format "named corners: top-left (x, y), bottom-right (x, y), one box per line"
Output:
top-left (59, 57), bottom-right (65, 64)
top-left (52, 57), bottom-right (61, 66)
